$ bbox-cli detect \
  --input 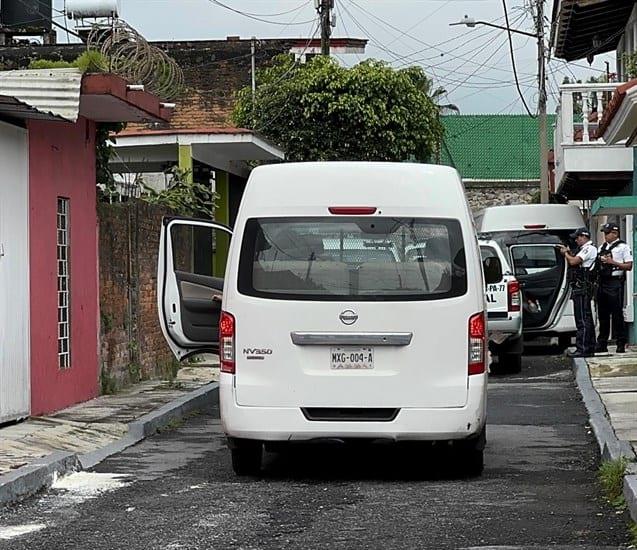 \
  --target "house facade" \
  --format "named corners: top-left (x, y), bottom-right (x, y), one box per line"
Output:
top-left (0, 69), bottom-right (171, 421)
